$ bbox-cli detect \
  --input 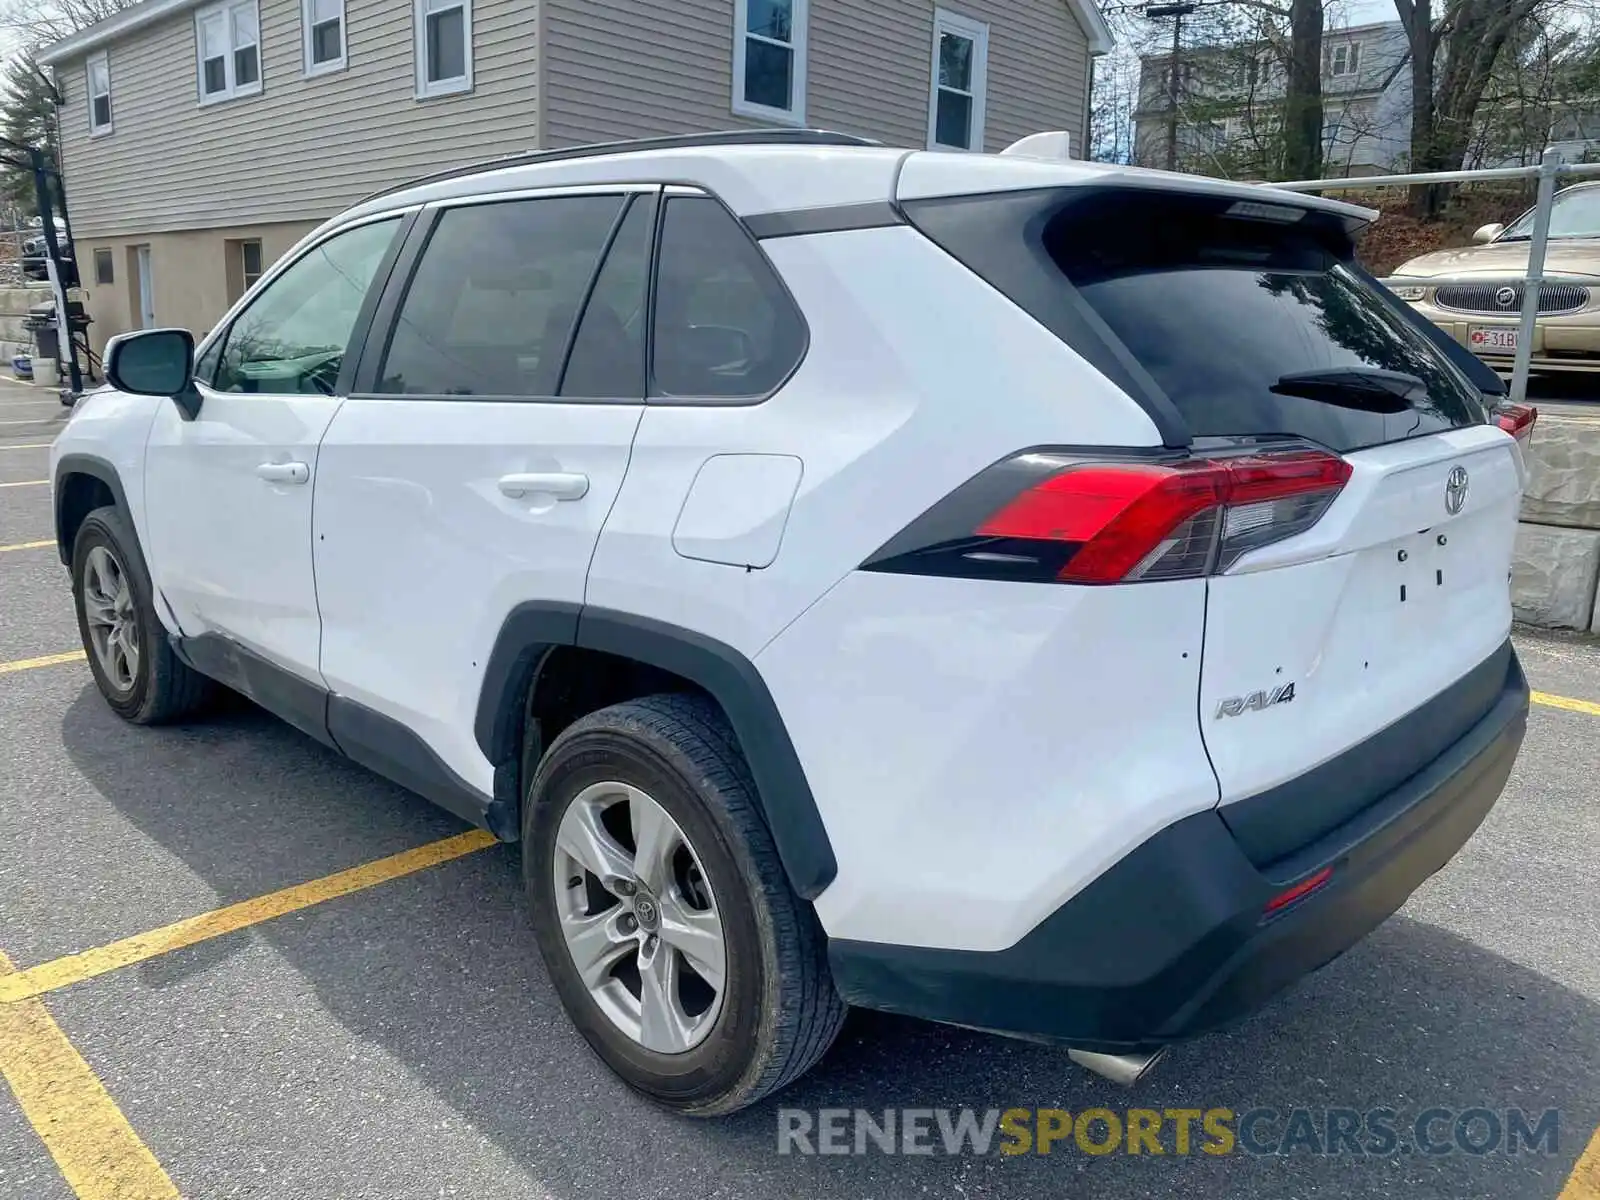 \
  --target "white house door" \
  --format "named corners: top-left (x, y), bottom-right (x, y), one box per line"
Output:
top-left (134, 245), bottom-right (155, 328)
